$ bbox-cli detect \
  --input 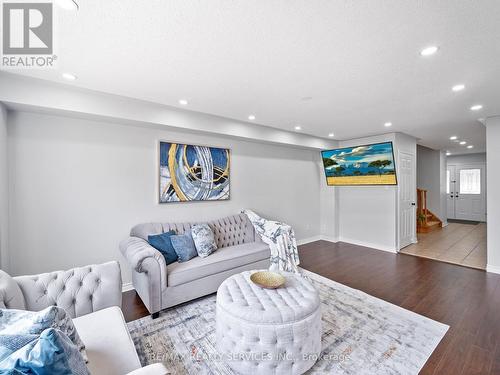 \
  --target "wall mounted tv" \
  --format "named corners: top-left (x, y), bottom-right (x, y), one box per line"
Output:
top-left (321, 141), bottom-right (397, 186)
